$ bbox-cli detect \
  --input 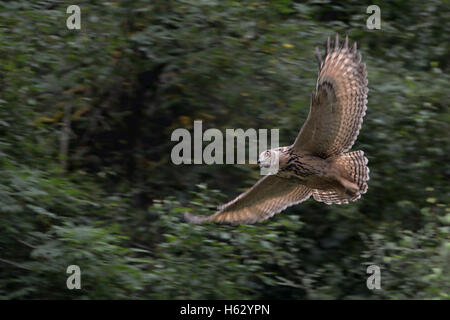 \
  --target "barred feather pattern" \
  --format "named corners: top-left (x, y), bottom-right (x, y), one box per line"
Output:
top-left (312, 189), bottom-right (349, 205)
top-left (293, 34), bottom-right (369, 158)
top-left (312, 150), bottom-right (369, 205)
top-left (184, 175), bottom-right (311, 225)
